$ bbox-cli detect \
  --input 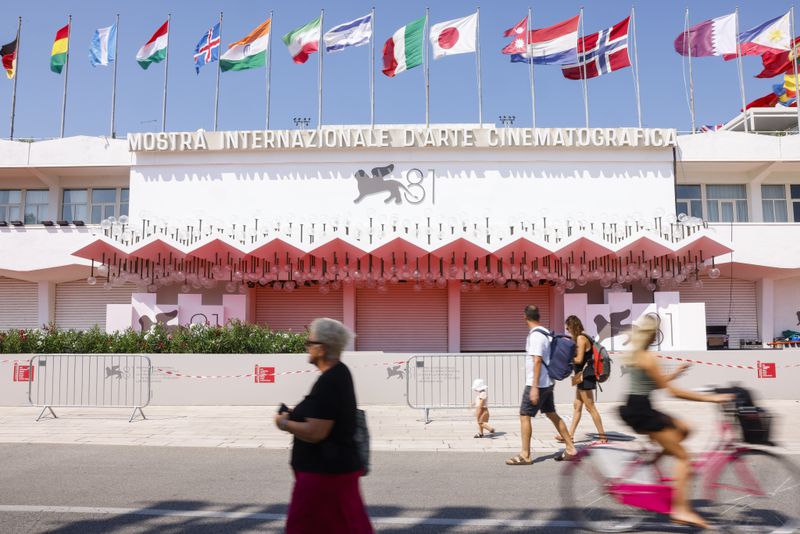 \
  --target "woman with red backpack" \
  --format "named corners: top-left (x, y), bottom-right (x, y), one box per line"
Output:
top-left (556, 315), bottom-right (608, 444)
